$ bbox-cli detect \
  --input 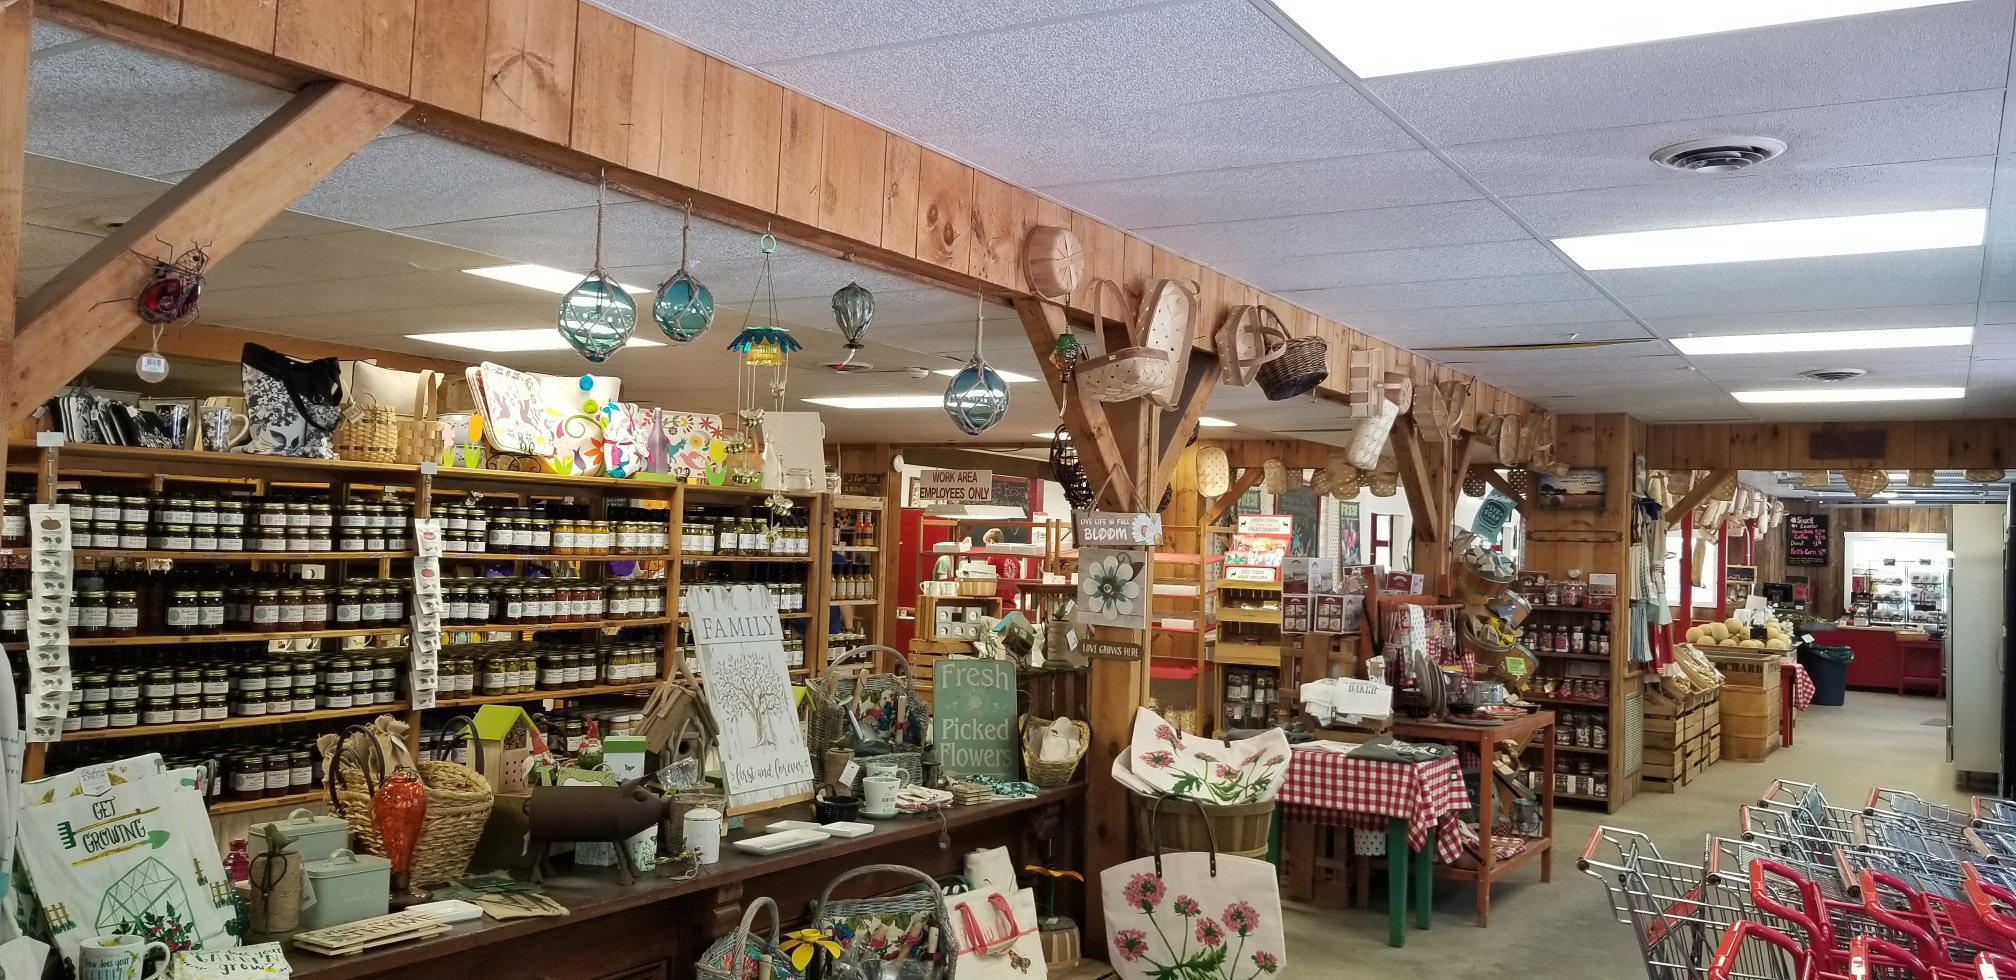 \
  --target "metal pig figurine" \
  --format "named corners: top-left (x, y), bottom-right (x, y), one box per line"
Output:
top-left (522, 777), bottom-right (673, 885)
